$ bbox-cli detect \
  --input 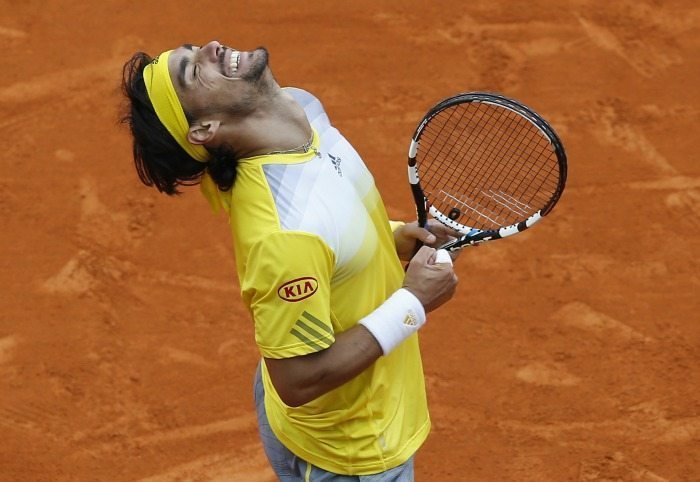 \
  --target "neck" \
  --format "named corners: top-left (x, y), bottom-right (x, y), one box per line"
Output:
top-left (214, 87), bottom-right (312, 158)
